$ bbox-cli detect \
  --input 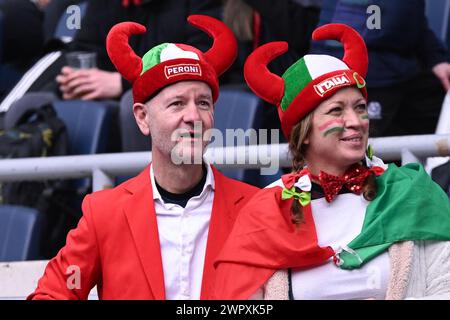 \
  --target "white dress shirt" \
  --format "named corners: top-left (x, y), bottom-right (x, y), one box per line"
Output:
top-left (150, 163), bottom-right (215, 300)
